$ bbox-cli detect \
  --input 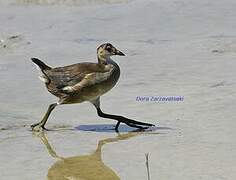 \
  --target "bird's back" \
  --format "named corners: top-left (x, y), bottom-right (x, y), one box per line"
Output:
top-left (46, 62), bottom-right (105, 88)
